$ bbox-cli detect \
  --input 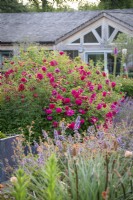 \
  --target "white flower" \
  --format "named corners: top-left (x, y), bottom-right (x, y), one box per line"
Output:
top-left (125, 151), bottom-right (133, 157)
top-left (10, 176), bottom-right (17, 184)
